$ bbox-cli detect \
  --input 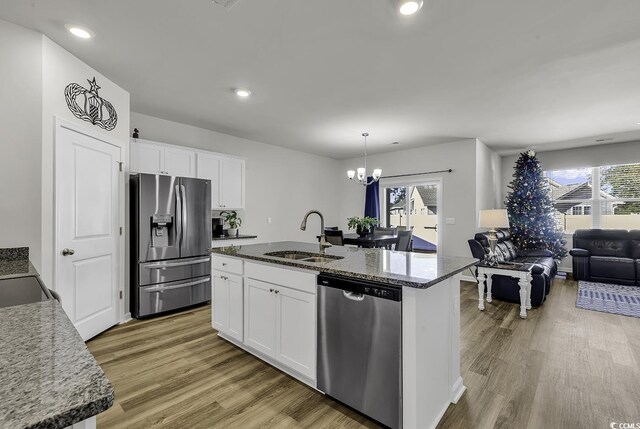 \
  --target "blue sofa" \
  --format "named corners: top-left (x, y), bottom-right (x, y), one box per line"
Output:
top-left (468, 230), bottom-right (558, 306)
